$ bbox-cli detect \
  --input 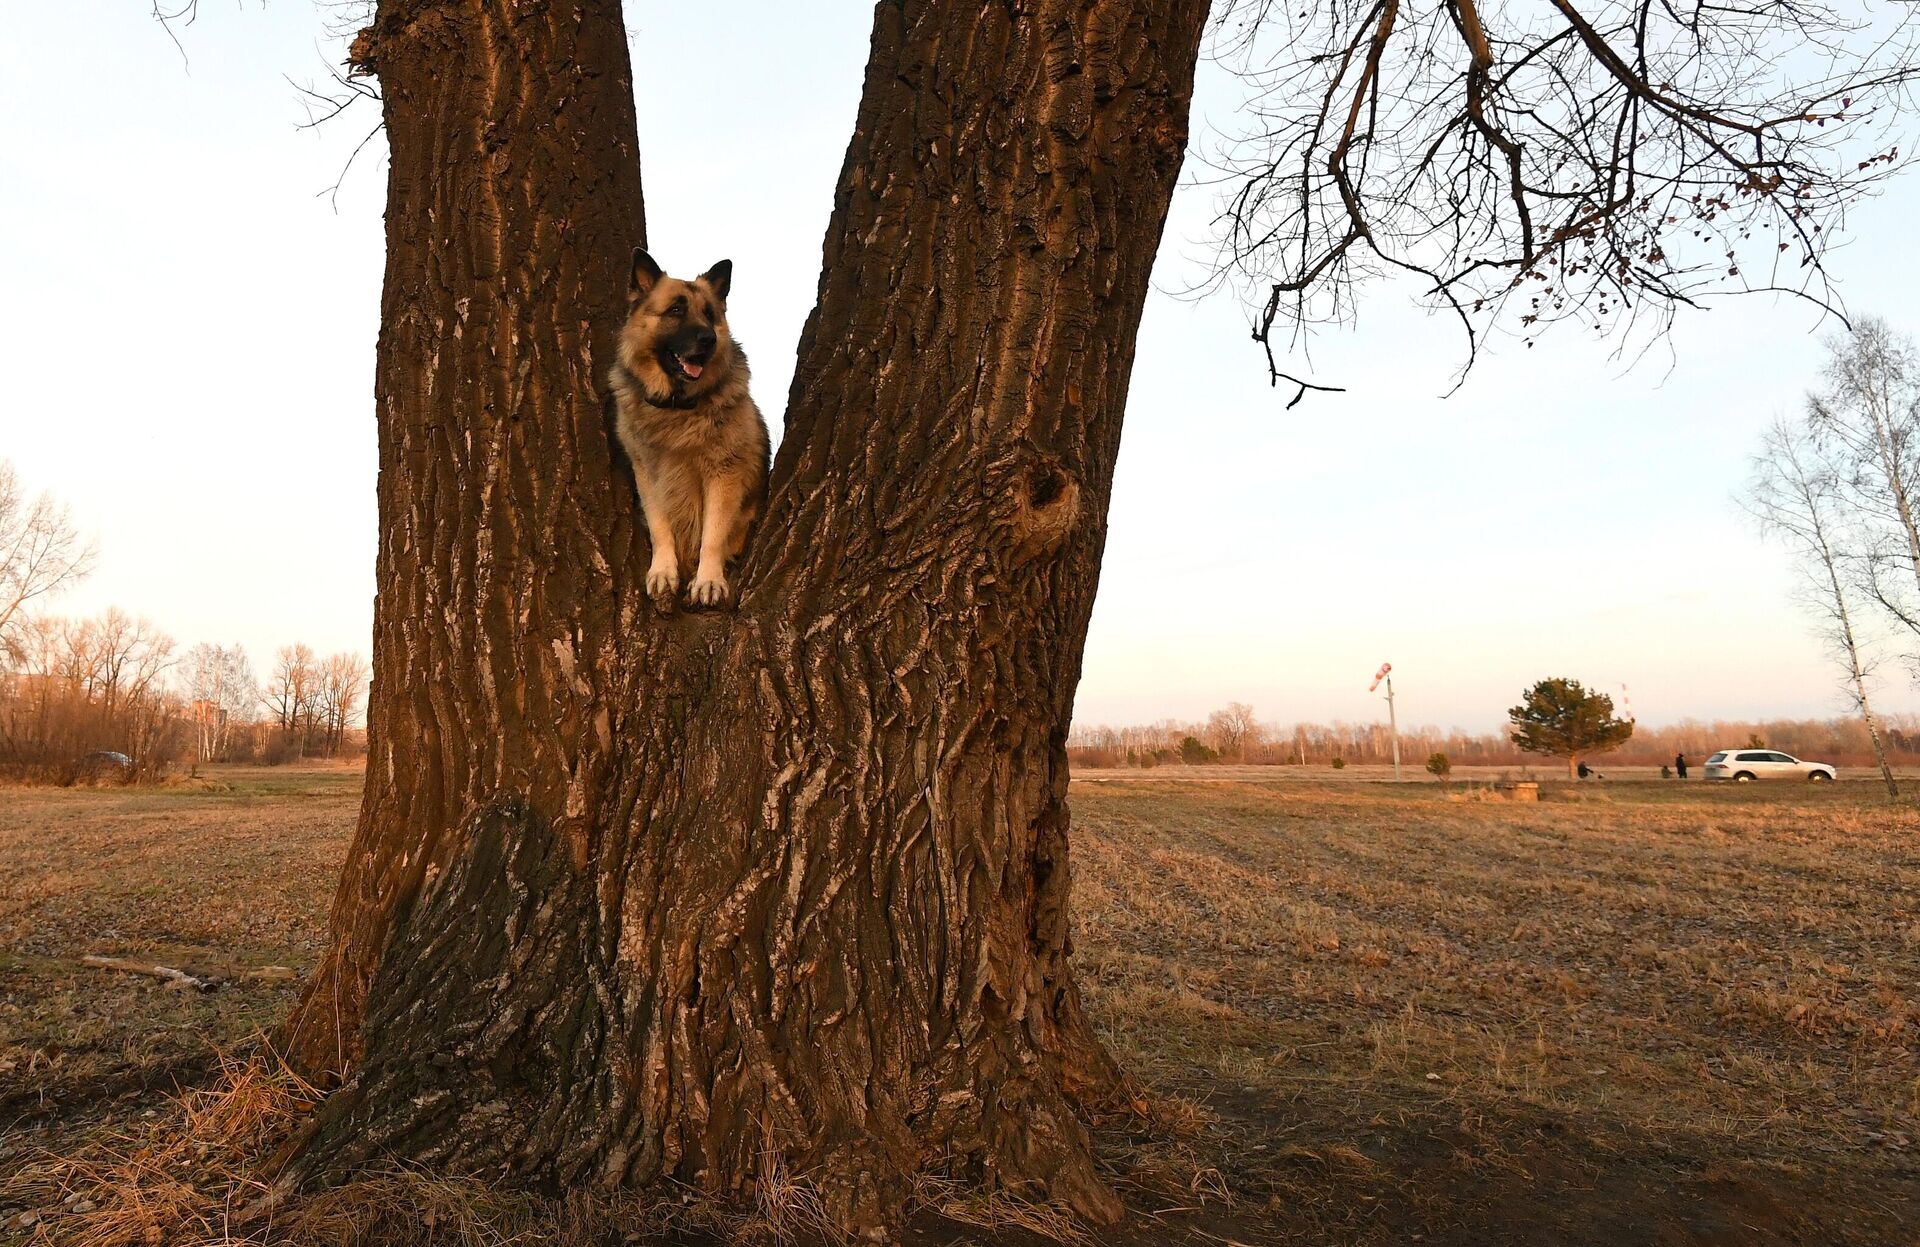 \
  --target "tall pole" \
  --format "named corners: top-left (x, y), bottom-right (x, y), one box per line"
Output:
top-left (1385, 675), bottom-right (1402, 782)
top-left (1370, 662), bottom-right (1402, 782)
